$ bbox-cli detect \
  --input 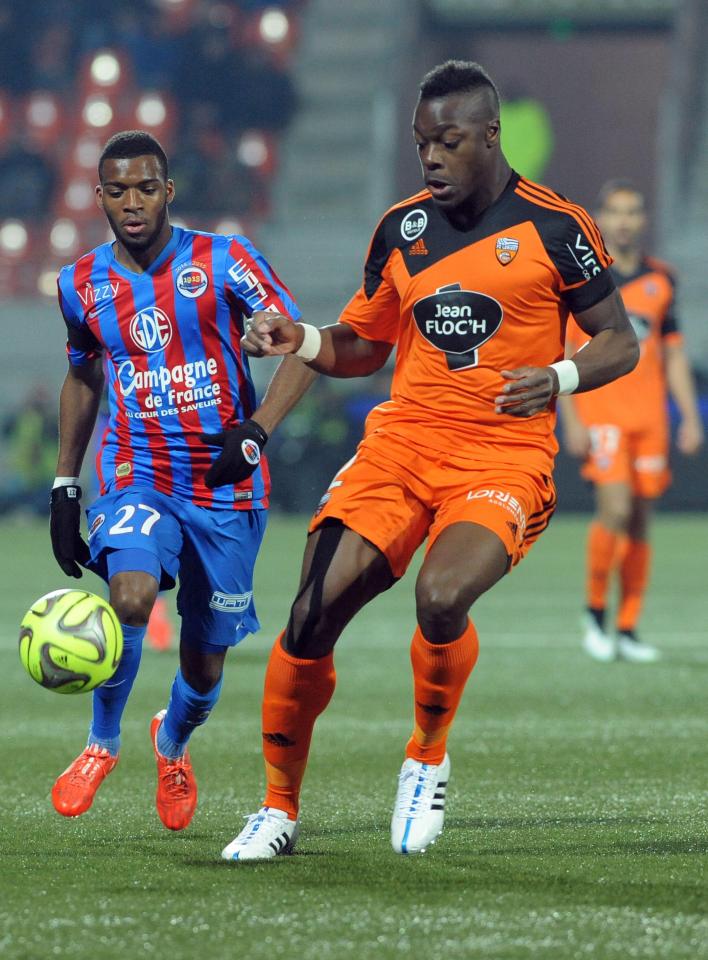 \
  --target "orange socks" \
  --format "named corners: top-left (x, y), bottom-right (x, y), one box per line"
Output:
top-left (261, 635), bottom-right (336, 819)
top-left (405, 621), bottom-right (479, 765)
top-left (587, 520), bottom-right (630, 611)
top-left (617, 539), bottom-right (651, 632)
